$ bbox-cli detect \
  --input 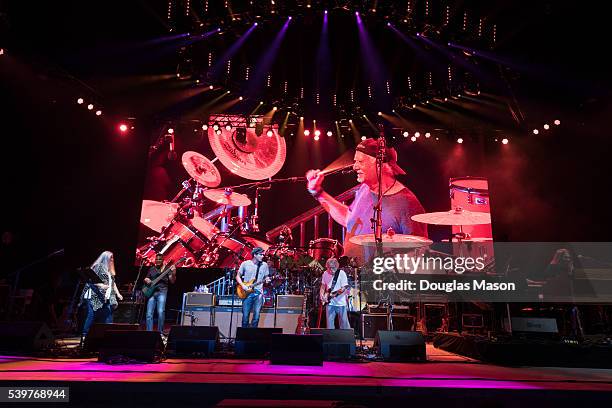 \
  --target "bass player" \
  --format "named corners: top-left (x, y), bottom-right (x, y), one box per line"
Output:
top-left (144, 253), bottom-right (176, 333)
